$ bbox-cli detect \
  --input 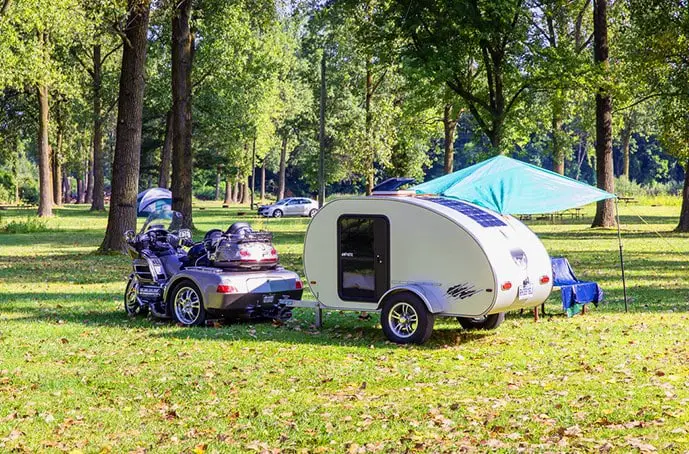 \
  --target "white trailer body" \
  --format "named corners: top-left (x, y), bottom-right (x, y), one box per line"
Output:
top-left (302, 195), bottom-right (552, 343)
